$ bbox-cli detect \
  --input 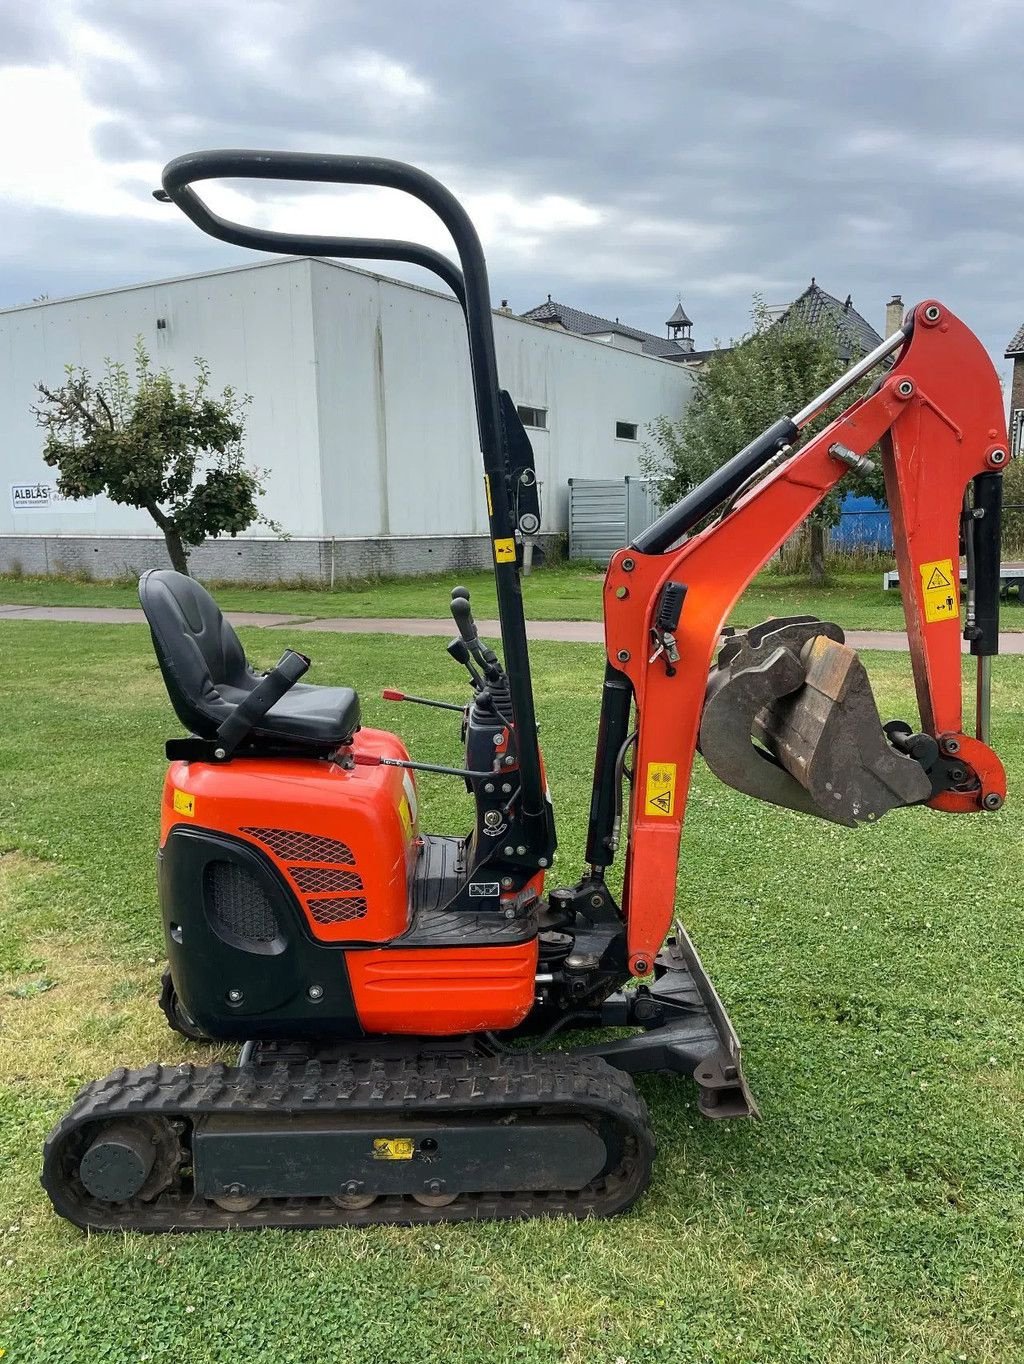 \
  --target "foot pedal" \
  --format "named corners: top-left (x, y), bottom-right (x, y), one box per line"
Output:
top-left (700, 618), bottom-right (931, 825)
